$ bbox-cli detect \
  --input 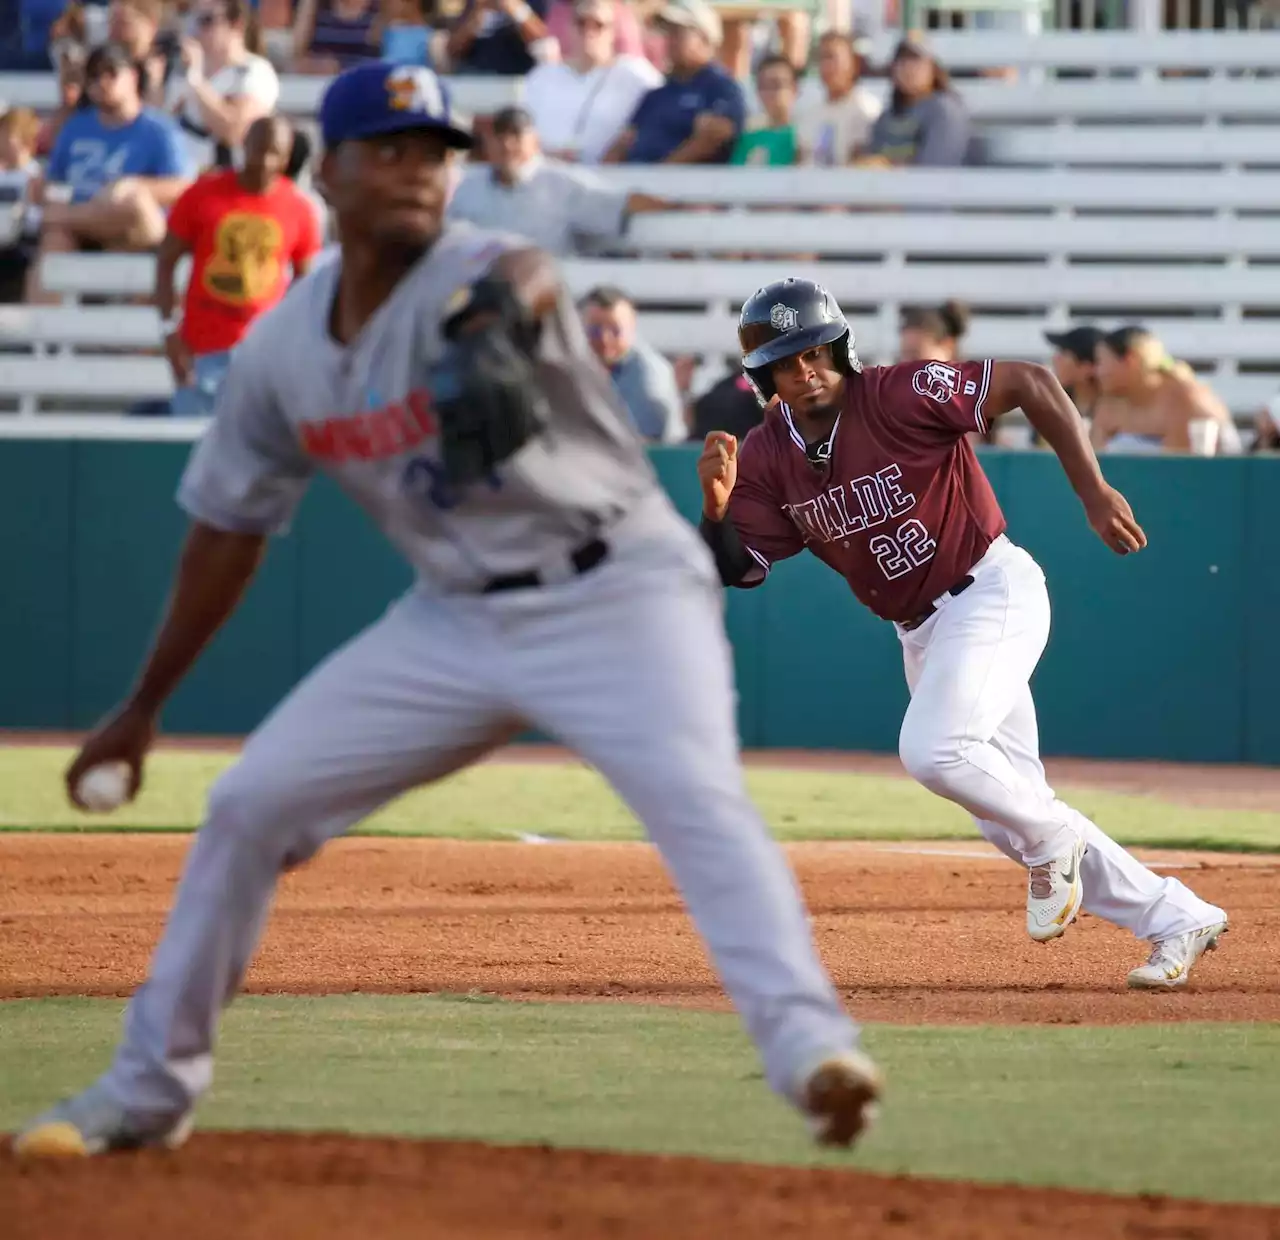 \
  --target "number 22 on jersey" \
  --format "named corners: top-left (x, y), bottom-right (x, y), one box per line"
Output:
top-left (869, 519), bottom-right (937, 580)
